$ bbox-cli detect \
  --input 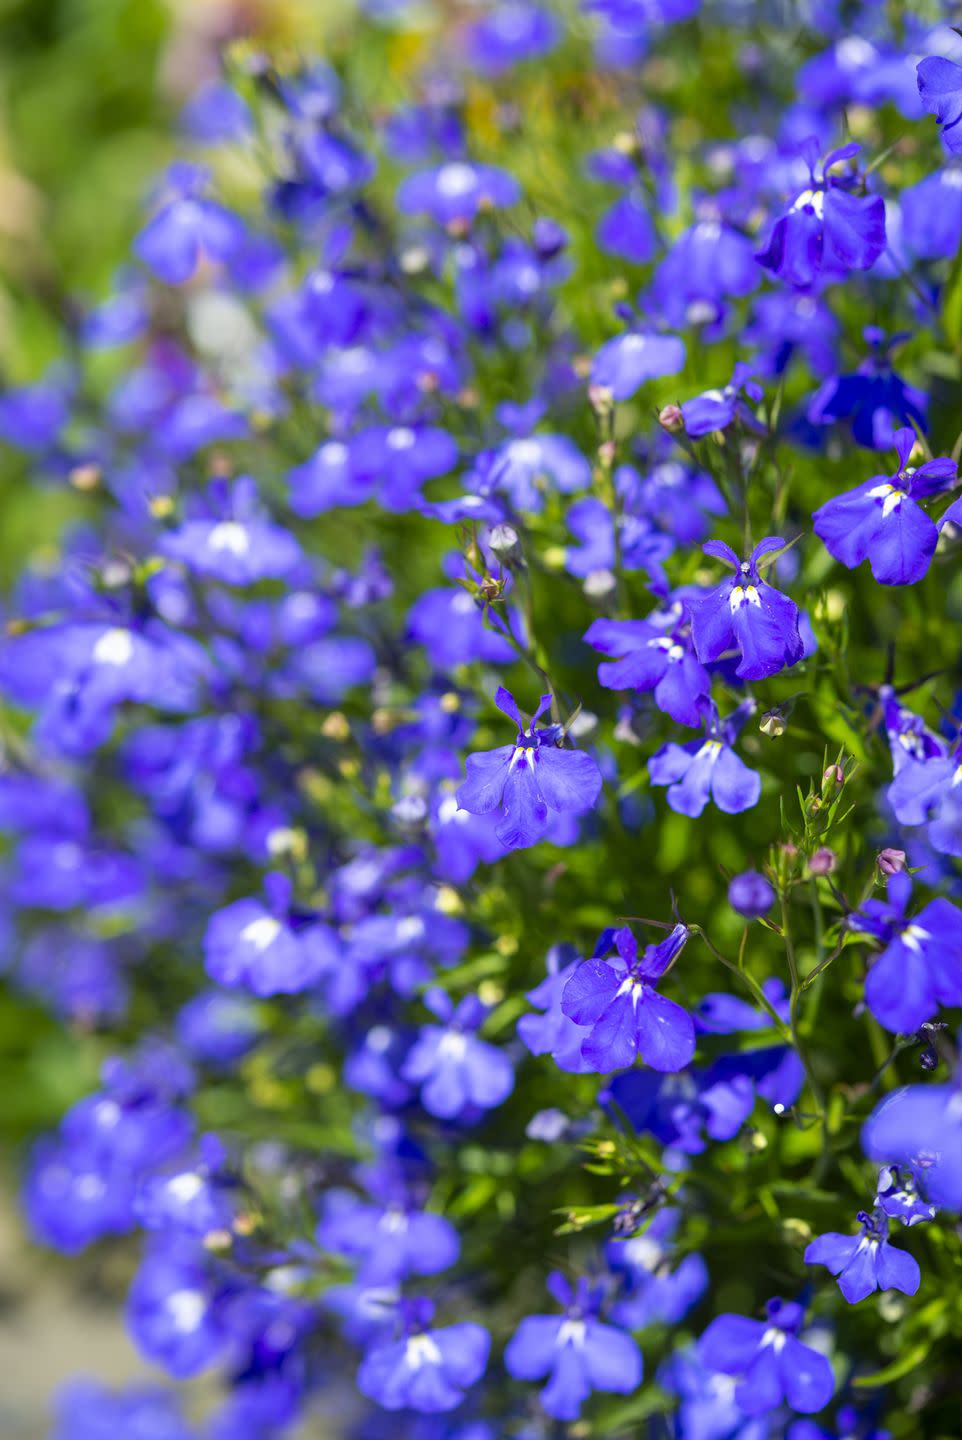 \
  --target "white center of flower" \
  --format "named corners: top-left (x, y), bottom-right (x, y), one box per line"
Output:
top-left (509, 439), bottom-right (543, 466)
top-left (167, 1172), bottom-right (204, 1204)
top-left (439, 1030), bottom-right (468, 1062)
top-left (208, 521), bottom-right (251, 555)
top-left (380, 1208), bottom-right (409, 1234)
top-left (396, 916), bottom-right (425, 943)
top-left (696, 740), bottom-right (723, 763)
top-left (791, 188), bottom-right (825, 219)
top-left (556, 1318), bottom-right (587, 1347)
top-left (93, 628), bottom-right (134, 667)
top-left (406, 1334), bottom-right (442, 1369)
top-left (729, 584), bottom-right (761, 611)
top-left (437, 163), bottom-right (477, 199)
top-left (761, 1326), bottom-right (788, 1353)
top-left (623, 1235), bottom-right (663, 1271)
top-left (867, 482), bottom-right (904, 518)
top-left (387, 426), bottom-right (416, 451)
top-left (166, 1289), bottom-right (206, 1333)
top-left (901, 923), bottom-right (931, 954)
top-left (452, 591), bottom-right (476, 615)
top-left (320, 441), bottom-right (348, 466)
top-left (616, 976), bottom-right (645, 1008)
top-left (241, 916), bottom-right (282, 950)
